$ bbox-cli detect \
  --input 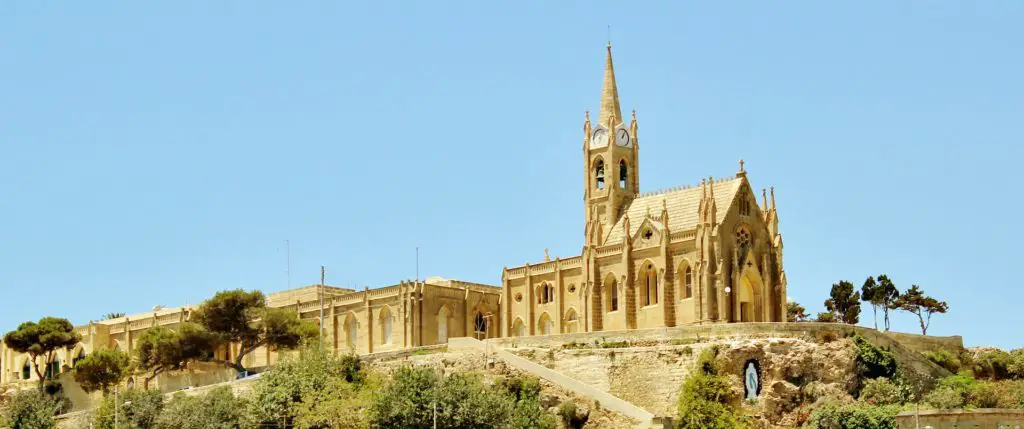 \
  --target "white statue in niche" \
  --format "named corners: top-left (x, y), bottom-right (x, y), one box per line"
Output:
top-left (744, 361), bottom-right (759, 401)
